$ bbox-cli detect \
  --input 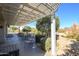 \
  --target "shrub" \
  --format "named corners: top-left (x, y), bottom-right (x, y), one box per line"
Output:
top-left (40, 37), bottom-right (46, 51)
top-left (65, 33), bottom-right (79, 41)
top-left (35, 33), bottom-right (46, 43)
top-left (40, 37), bottom-right (51, 52)
top-left (22, 26), bottom-right (31, 32)
top-left (65, 34), bottom-right (75, 39)
top-left (45, 37), bottom-right (51, 51)
top-left (35, 34), bottom-right (42, 43)
top-left (74, 34), bottom-right (79, 41)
